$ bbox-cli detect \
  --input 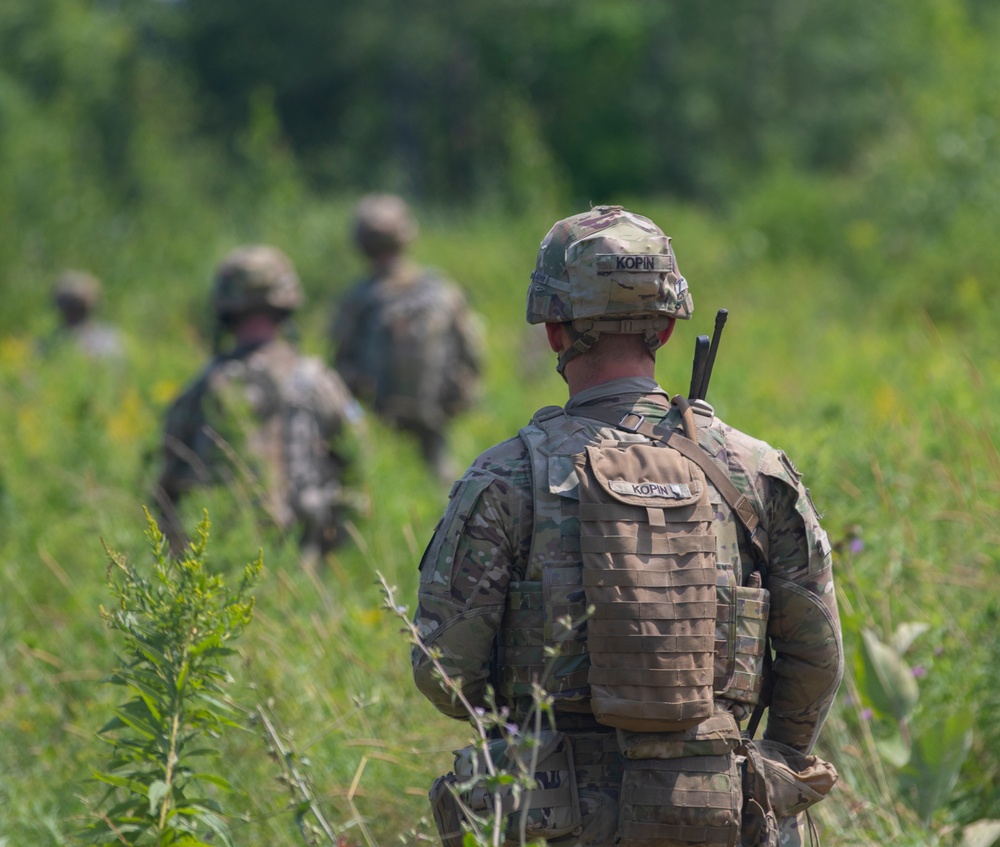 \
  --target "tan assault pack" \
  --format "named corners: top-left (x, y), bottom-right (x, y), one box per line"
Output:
top-left (576, 438), bottom-right (719, 732)
top-left (550, 398), bottom-right (773, 734)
